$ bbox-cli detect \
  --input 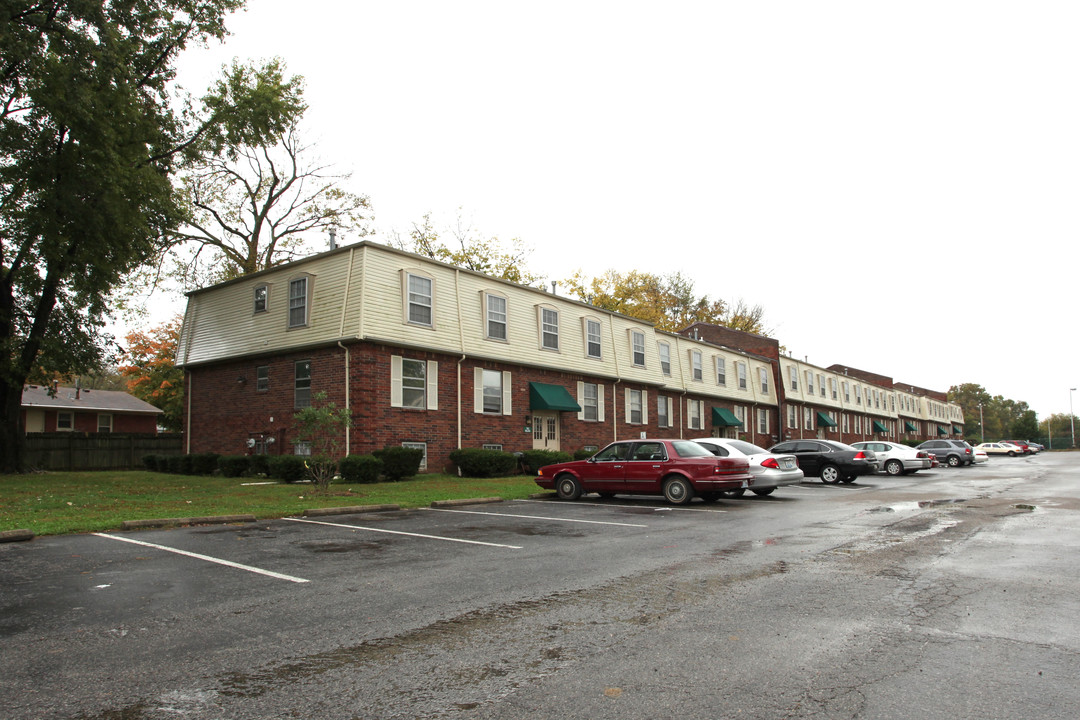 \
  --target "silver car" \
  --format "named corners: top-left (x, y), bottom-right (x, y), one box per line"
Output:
top-left (852, 441), bottom-right (932, 476)
top-left (692, 437), bottom-right (804, 496)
